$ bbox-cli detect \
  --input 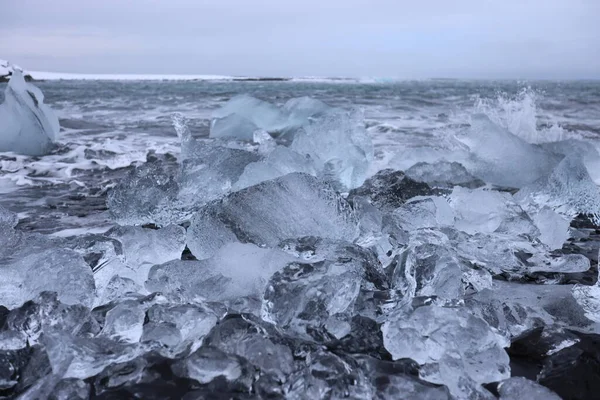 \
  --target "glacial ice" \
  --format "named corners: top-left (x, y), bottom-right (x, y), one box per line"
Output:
top-left (147, 243), bottom-right (297, 302)
top-left (0, 69), bottom-right (60, 155)
top-left (572, 275), bottom-right (600, 323)
top-left (515, 154), bottom-right (600, 224)
top-left (0, 249), bottom-right (95, 309)
top-left (283, 96), bottom-right (332, 125)
top-left (107, 161), bottom-right (180, 226)
top-left (449, 187), bottom-right (538, 236)
top-left (212, 94), bottom-right (290, 136)
top-left (233, 146), bottom-right (318, 190)
top-left (209, 113), bottom-right (260, 141)
top-left (263, 238), bottom-right (384, 340)
top-left (348, 169), bottom-right (435, 213)
top-left (108, 121), bottom-right (261, 226)
top-left (498, 377), bottom-right (561, 400)
top-left (405, 161), bottom-right (485, 189)
top-left (291, 110), bottom-right (374, 190)
top-left (458, 114), bottom-right (559, 188)
top-left (186, 173), bottom-right (359, 259)
top-left (106, 225), bottom-right (185, 270)
top-left (381, 305), bottom-right (510, 399)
